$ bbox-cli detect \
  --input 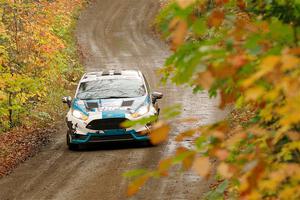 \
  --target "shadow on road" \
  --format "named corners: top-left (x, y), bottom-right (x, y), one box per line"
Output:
top-left (74, 141), bottom-right (155, 152)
